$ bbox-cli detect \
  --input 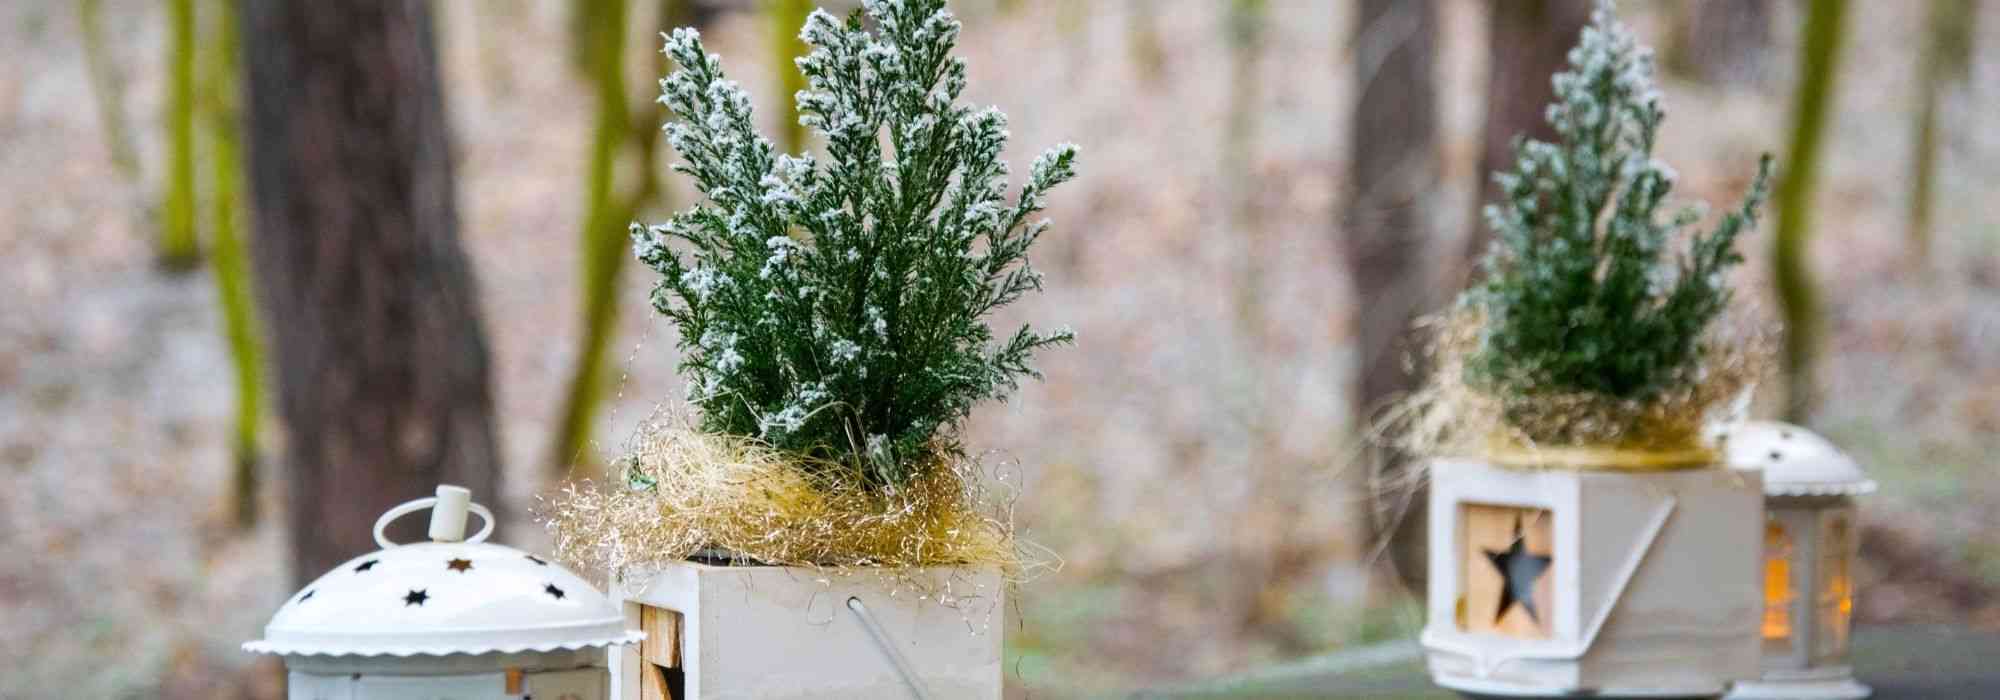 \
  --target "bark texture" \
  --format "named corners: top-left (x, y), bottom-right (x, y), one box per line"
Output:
top-left (242, 0), bottom-right (504, 587)
top-left (1667, 0), bottom-right (1772, 86)
top-left (161, 0), bottom-right (200, 270)
top-left (1774, 0), bottom-right (1851, 422)
top-left (1907, 0), bottom-right (1977, 268)
top-left (1347, 0), bottom-right (1439, 591)
top-left (1462, 0), bottom-right (1592, 278)
top-left (201, 0), bottom-right (262, 530)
